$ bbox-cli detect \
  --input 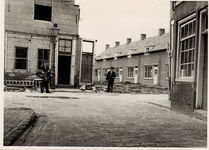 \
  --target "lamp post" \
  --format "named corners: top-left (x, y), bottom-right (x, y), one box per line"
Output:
top-left (50, 24), bottom-right (60, 89)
